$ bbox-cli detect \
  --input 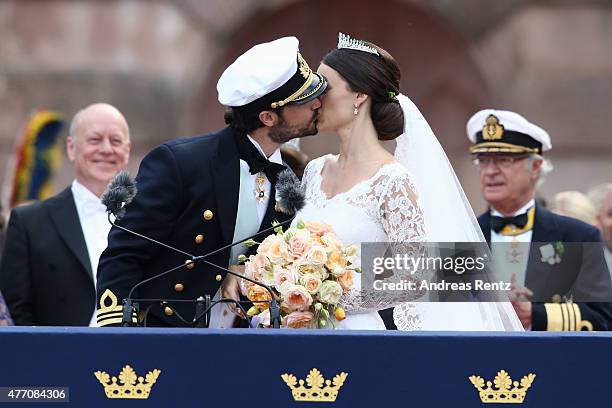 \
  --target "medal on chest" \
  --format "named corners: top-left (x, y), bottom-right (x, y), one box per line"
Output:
top-left (254, 172), bottom-right (267, 202)
top-left (505, 237), bottom-right (523, 264)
